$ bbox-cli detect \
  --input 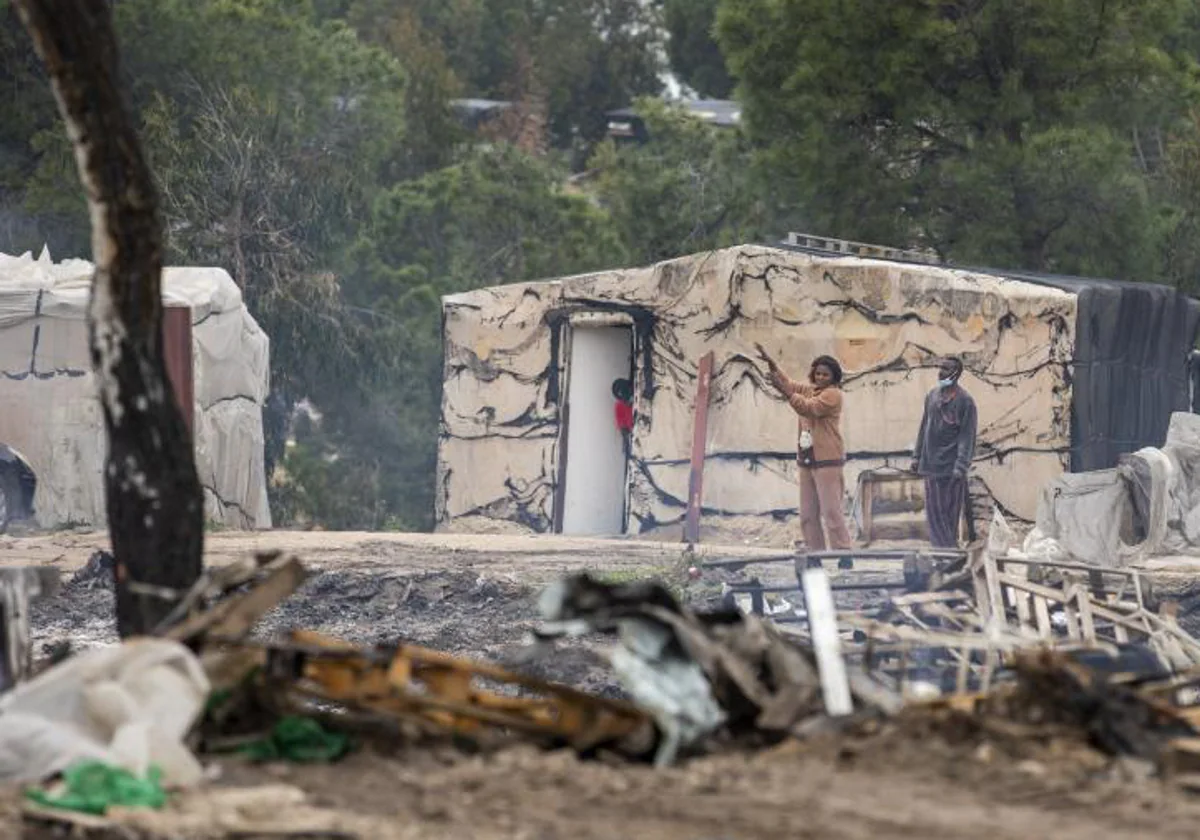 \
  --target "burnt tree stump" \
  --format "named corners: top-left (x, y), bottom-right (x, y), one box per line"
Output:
top-left (14, 0), bottom-right (204, 636)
